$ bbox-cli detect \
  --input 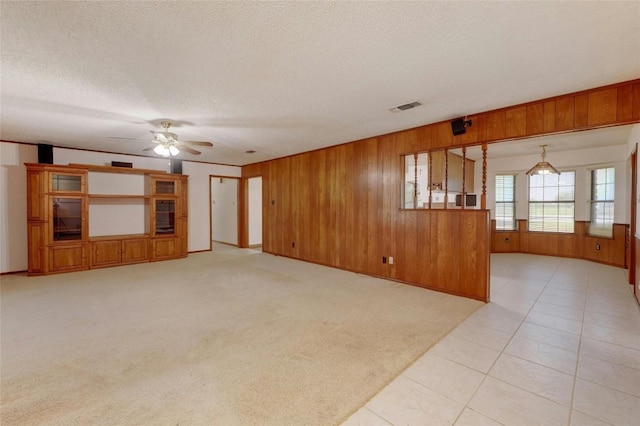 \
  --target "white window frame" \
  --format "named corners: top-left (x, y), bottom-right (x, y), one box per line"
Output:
top-left (589, 166), bottom-right (615, 237)
top-left (495, 174), bottom-right (516, 230)
top-left (528, 171), bottom-right (576, 233)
